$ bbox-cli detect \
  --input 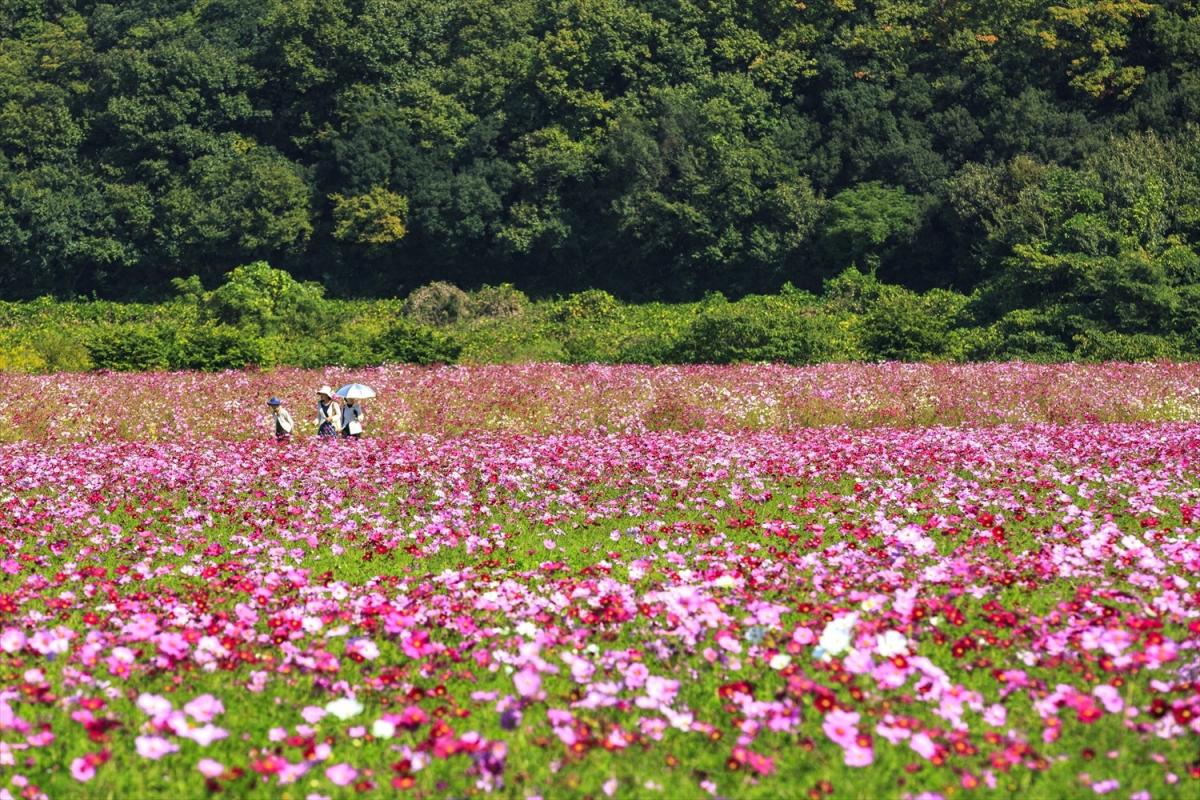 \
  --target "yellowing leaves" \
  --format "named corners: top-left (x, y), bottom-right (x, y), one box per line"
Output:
top-left (330, 187), bottom-right (409, 246)
top-left (1039, 0), bottom-right (1155, 98)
